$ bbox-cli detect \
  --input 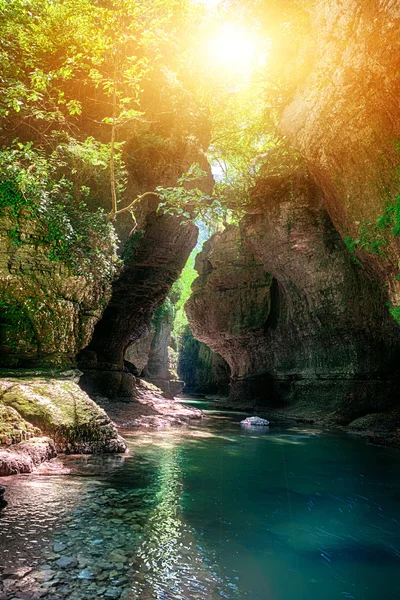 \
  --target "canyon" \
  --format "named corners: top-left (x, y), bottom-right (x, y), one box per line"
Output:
top-left (1, 0), bottom-right (400, 472)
